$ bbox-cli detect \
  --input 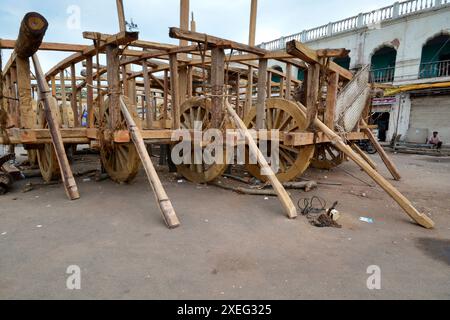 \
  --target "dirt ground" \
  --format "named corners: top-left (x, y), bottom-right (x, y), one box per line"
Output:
top-left (0, 149), bottom-right (449, 300)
